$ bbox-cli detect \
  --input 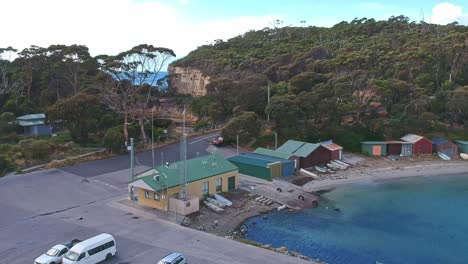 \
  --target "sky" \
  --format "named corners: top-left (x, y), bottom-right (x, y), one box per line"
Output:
top-left (1, 0), bottom-right (467, 61)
